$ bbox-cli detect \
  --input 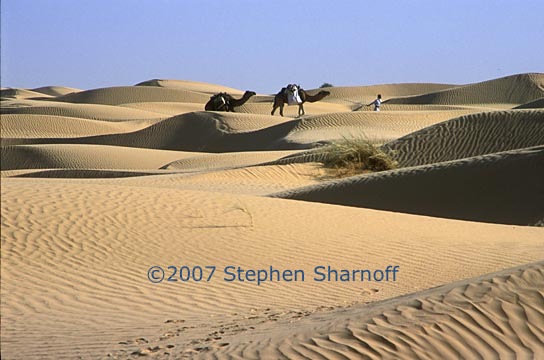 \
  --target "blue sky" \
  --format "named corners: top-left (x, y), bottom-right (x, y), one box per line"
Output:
top-left (1, 0), bottom-right (543, 93)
